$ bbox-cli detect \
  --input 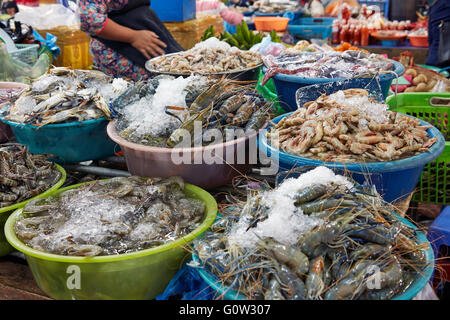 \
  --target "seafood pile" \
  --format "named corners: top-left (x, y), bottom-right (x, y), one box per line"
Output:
top-left (15, 176), bottom-right (206, 256)
top-left (251, 0), bottom-right (301, 13)
top-left (266, 89), bottom-right (437, 163)
top-left (192, 167), bottom-right (431, 300)
top-left (114, 75), bottom-right (272, 148)
top-left (262, 50), bottom-right (395, 85)
top-left (1, 67), bottom-right (128, 126)
top-left (0, 87), bottom-right (25, 105)
top-left (0, 143), bottom-right (62, 208)
top-left (146, 38), bottom-right (262, 75)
